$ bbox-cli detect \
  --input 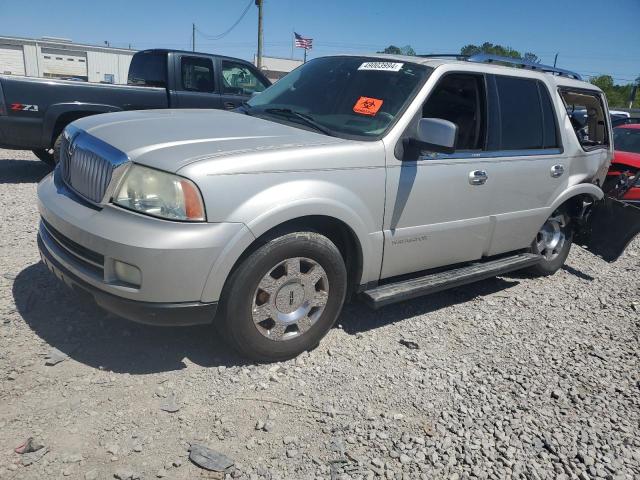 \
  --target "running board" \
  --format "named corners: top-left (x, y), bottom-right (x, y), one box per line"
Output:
top-left (361, 253), bottom-right (541, 309)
